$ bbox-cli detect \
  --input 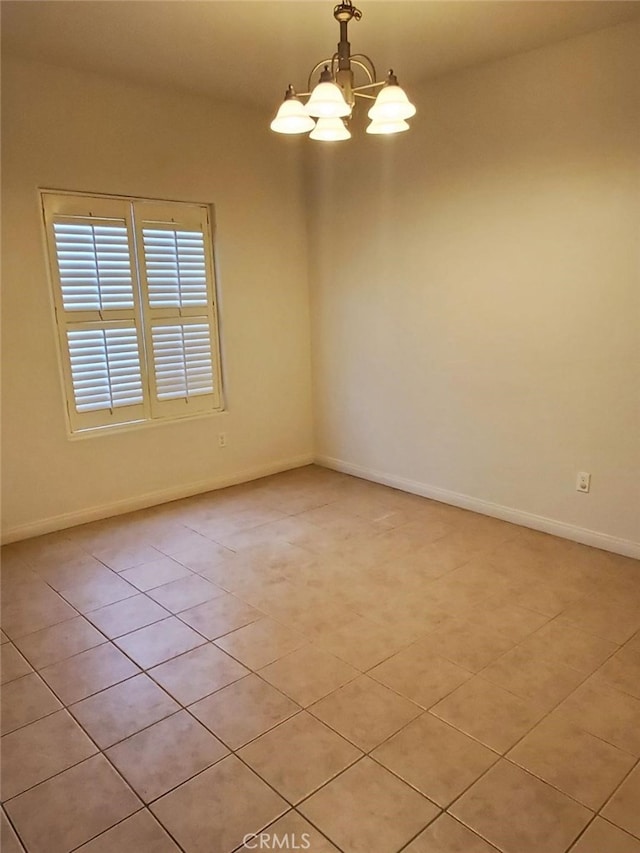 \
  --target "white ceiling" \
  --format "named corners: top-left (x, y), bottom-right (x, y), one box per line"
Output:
top-left (2, 0), bottom-right (639, 111)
